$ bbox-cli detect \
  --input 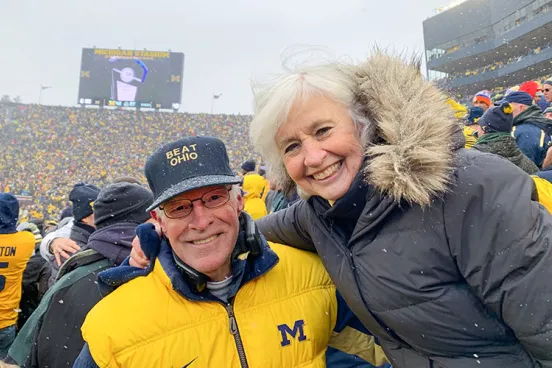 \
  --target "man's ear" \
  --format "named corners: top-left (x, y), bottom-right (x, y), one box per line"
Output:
top-left (236, 191), bottom-right (244, 213)
top-left (150, 210), bottom-right (164, 230)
